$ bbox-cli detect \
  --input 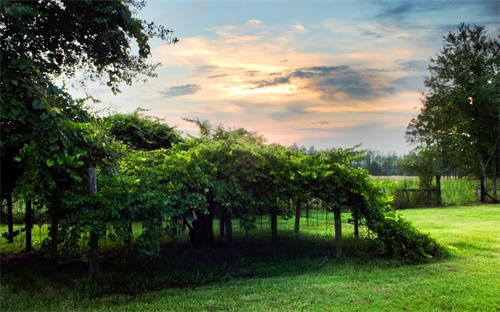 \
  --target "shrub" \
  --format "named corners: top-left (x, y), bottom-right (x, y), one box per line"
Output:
top-left (369, 211), bottom-right (444, 263)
